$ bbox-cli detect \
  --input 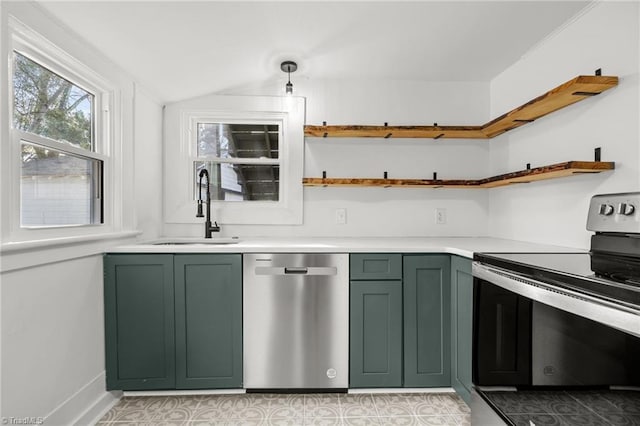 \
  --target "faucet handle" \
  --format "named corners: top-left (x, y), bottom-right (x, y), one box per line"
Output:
top-left (212, 221), bottom-right (221, 232)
